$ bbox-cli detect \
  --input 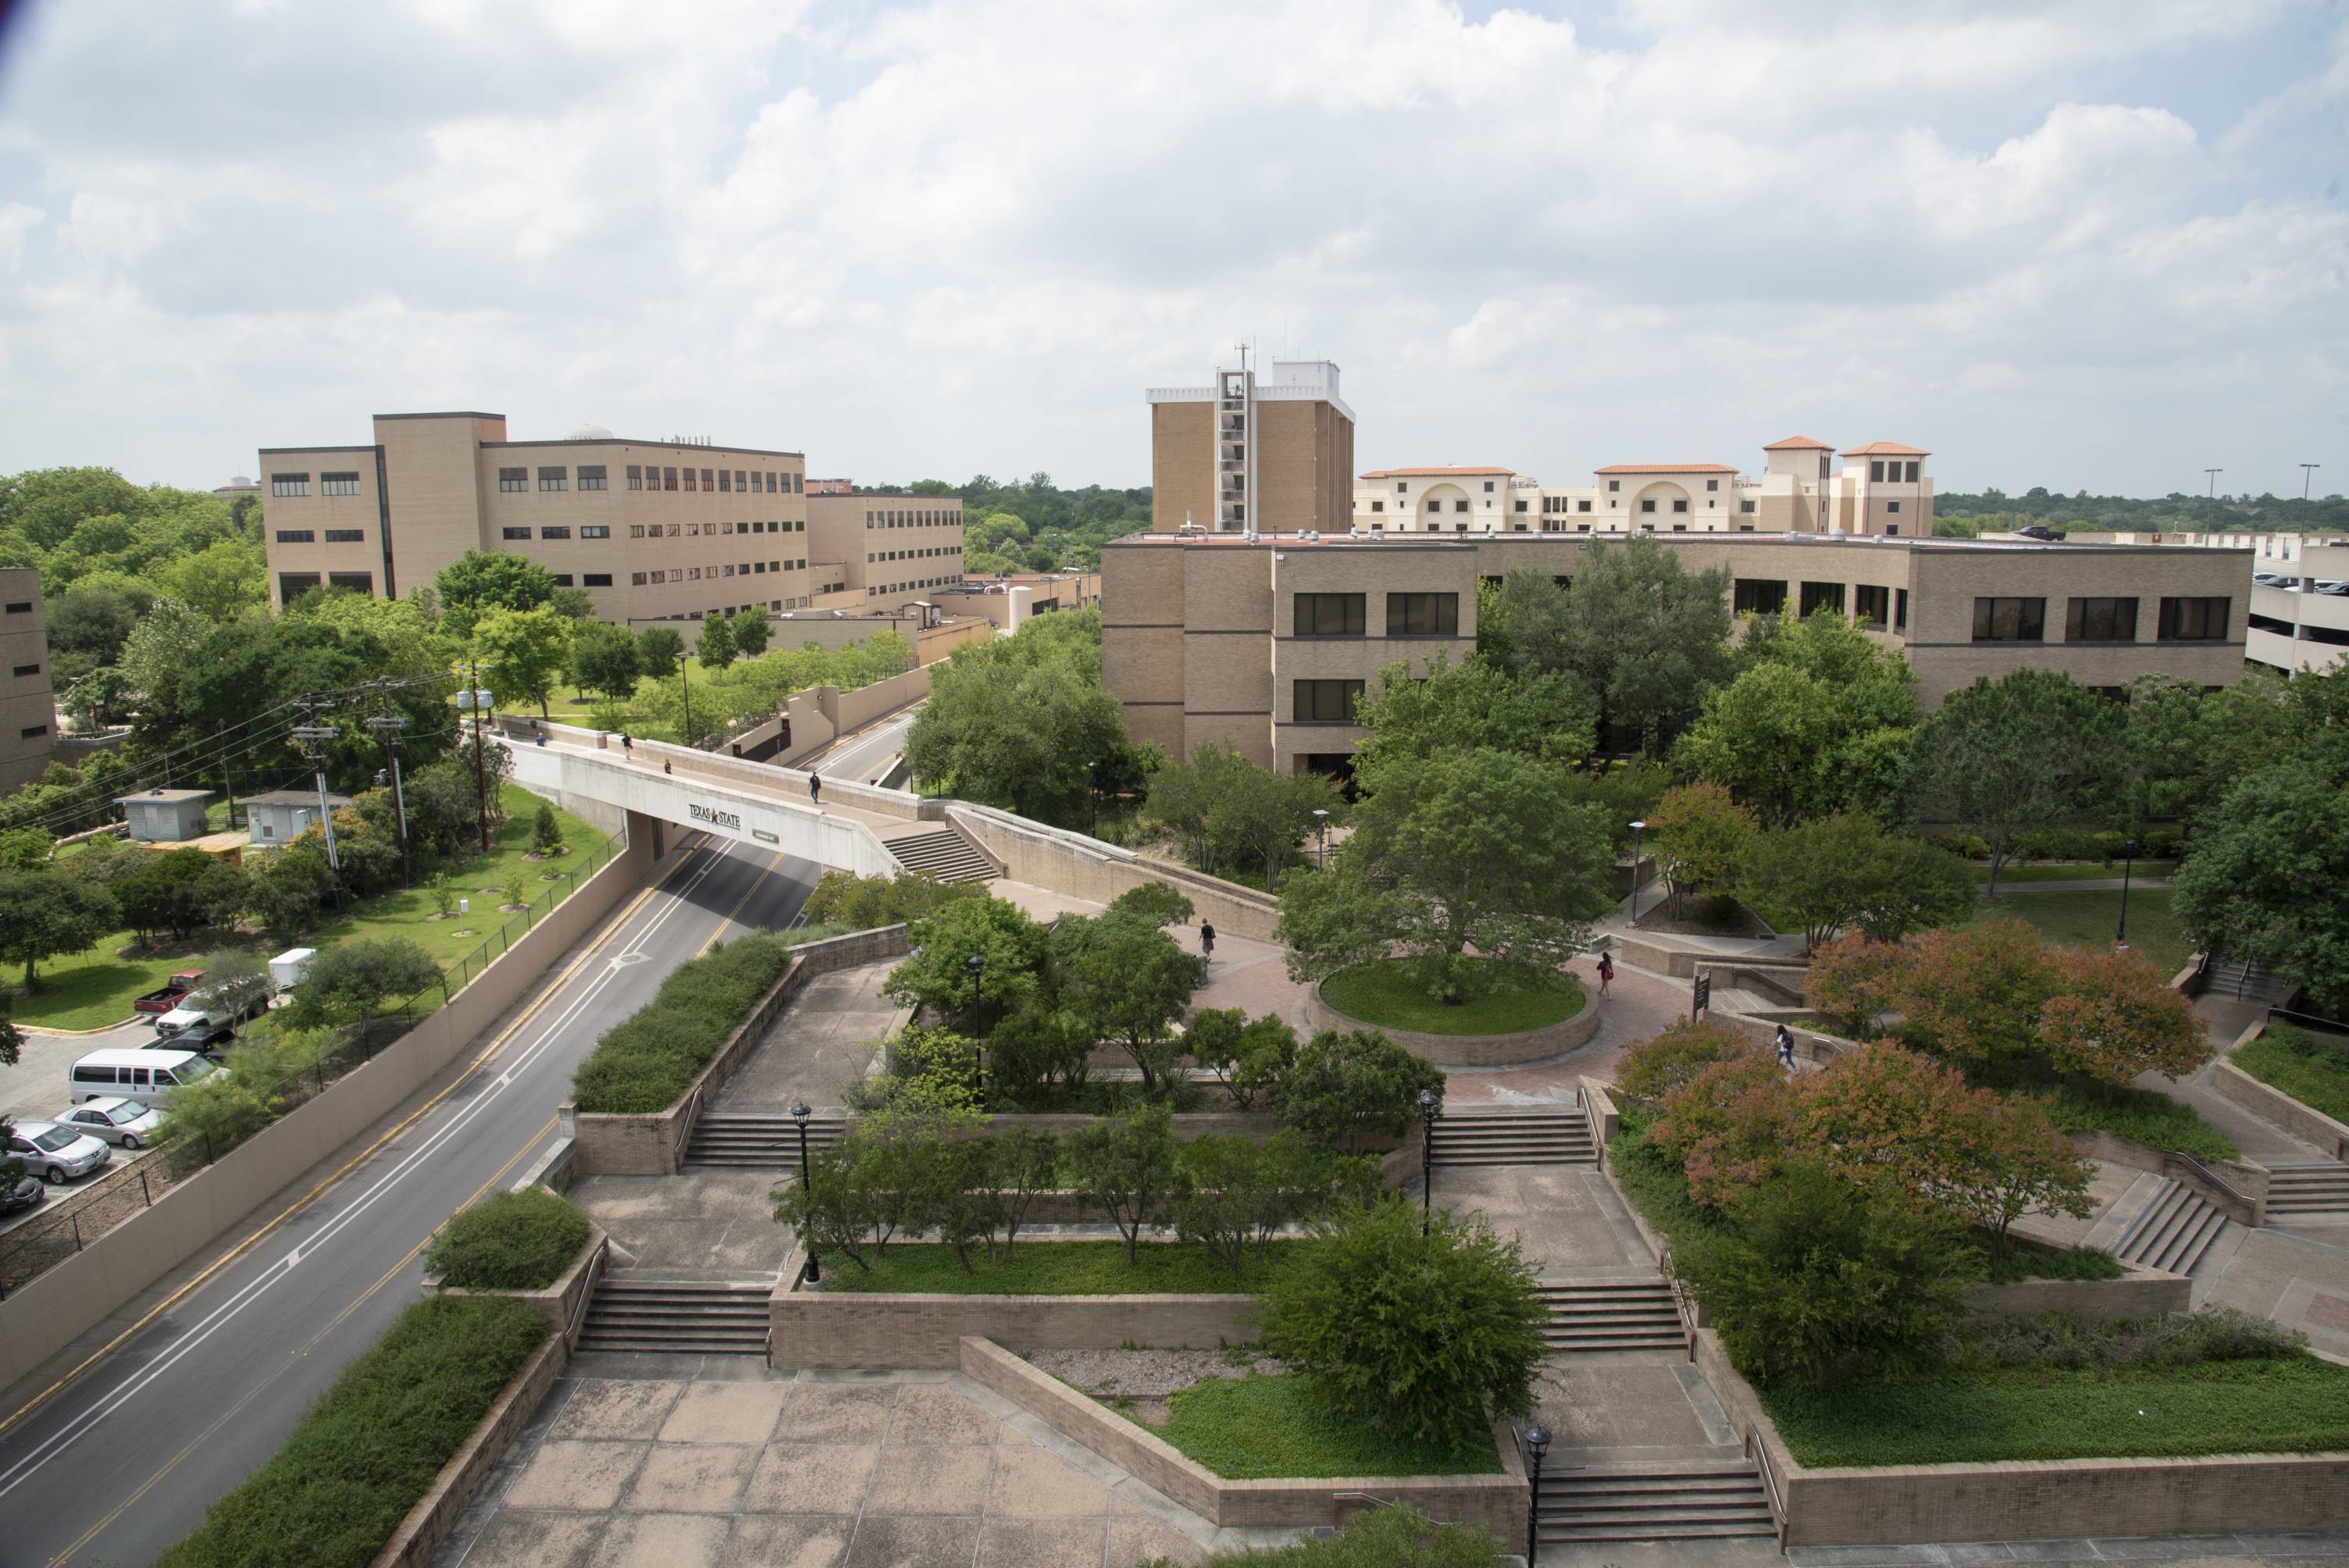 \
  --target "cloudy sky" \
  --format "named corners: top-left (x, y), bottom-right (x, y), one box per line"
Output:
top-left (0, 0), bottom-right (2341, 497)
